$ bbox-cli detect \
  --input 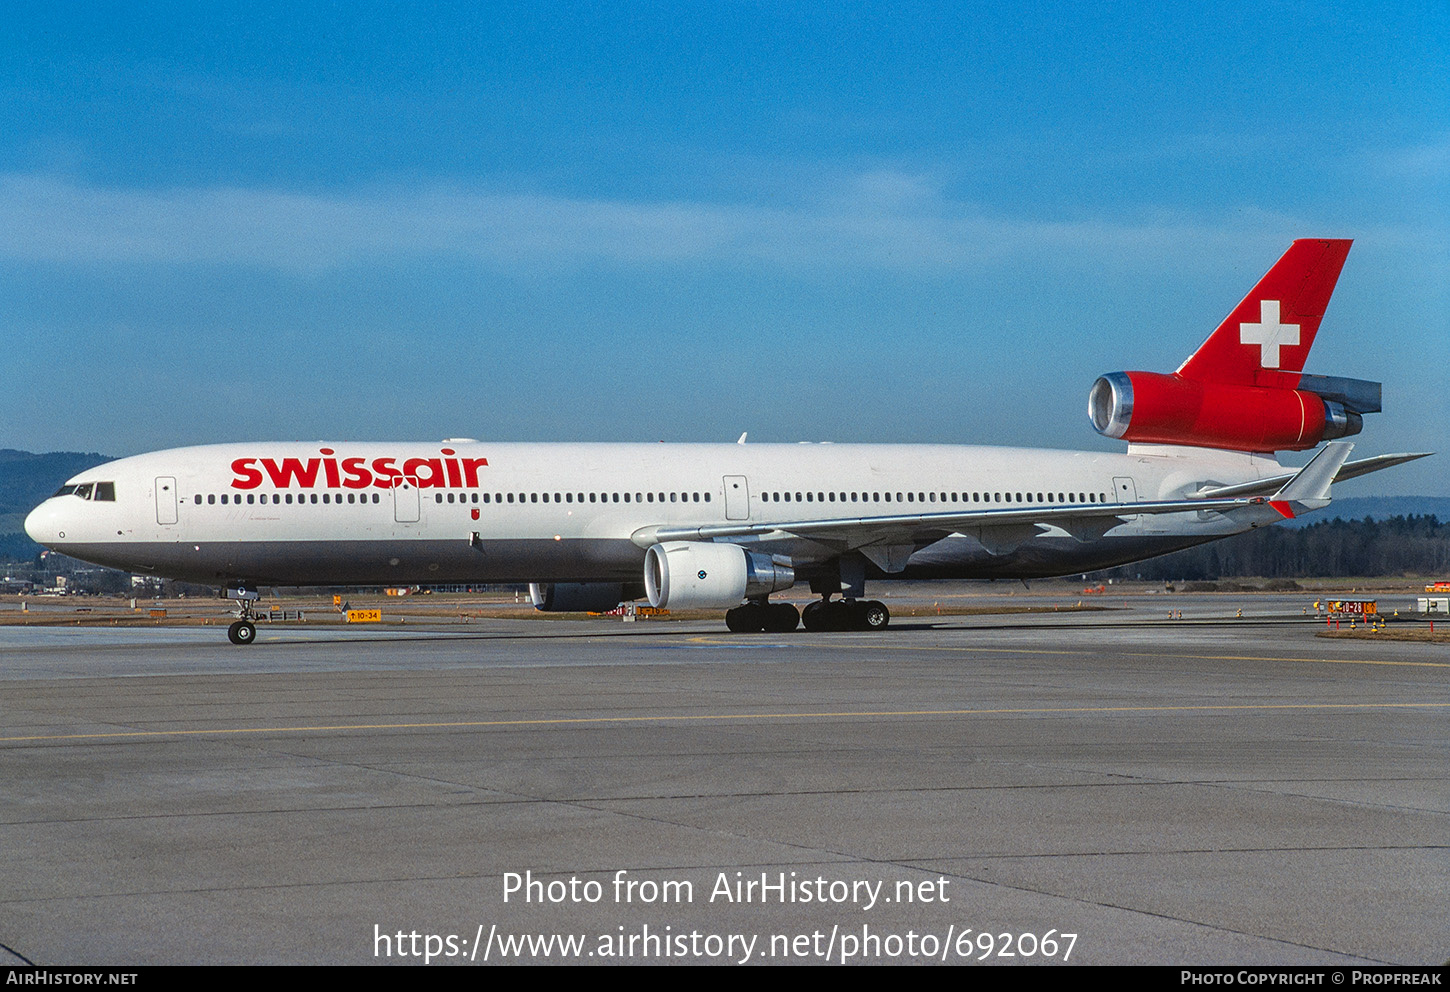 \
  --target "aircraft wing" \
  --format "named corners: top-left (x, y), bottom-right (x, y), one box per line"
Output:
top-left (632, 494), bottom-right (1260, 569)
top-left (633, 442), bottom-right (1360, 571)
